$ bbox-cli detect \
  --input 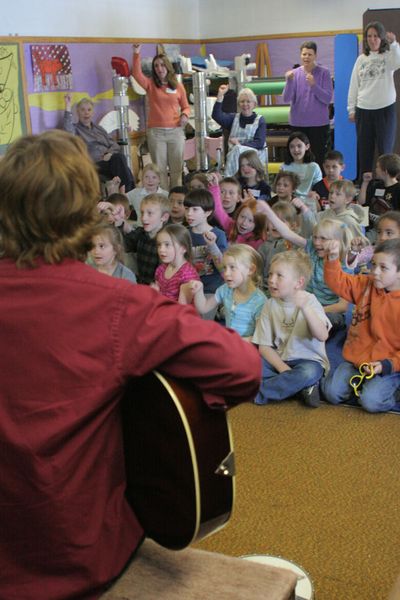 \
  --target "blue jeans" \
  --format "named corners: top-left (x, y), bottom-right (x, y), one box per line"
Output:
top-left (255, 358), bottom-right (324, 405)
top-left (321, 361), bottom-right (400, 413)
